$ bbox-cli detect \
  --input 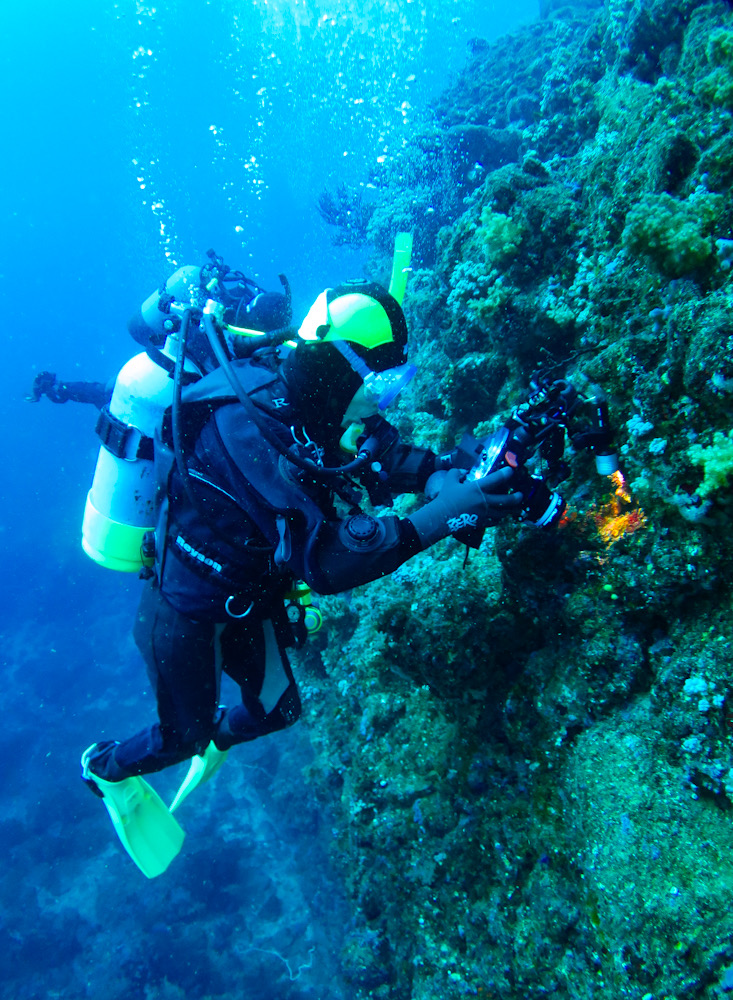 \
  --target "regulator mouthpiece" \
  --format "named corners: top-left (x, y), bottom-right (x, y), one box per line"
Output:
top-left (333, 339), bottom-right (416, 411)
top-left (363, 363), bottom-right (417, 410)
